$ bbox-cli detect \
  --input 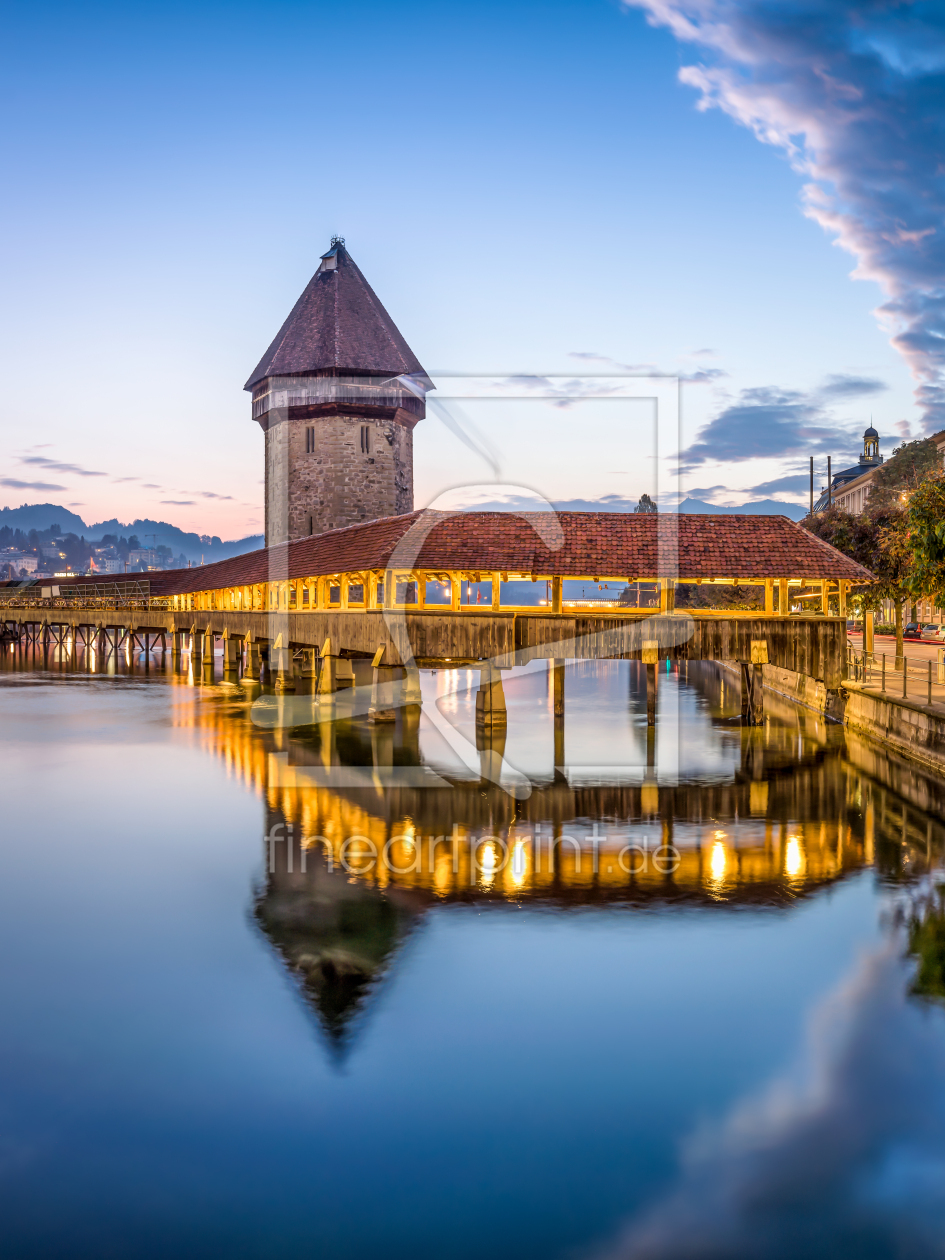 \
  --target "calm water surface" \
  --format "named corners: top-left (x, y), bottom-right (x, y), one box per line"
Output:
top-left (3, 644), bottom-right (945, 1258)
